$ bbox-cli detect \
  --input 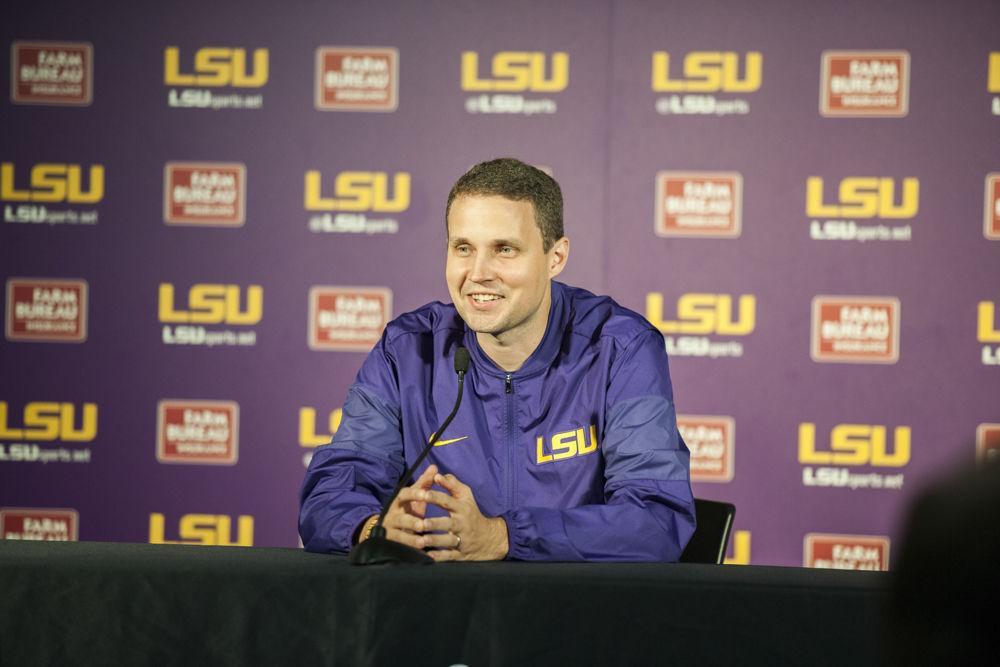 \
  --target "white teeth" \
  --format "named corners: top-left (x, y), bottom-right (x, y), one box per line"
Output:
top-left (471, 294), bottom-right (501, 303)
